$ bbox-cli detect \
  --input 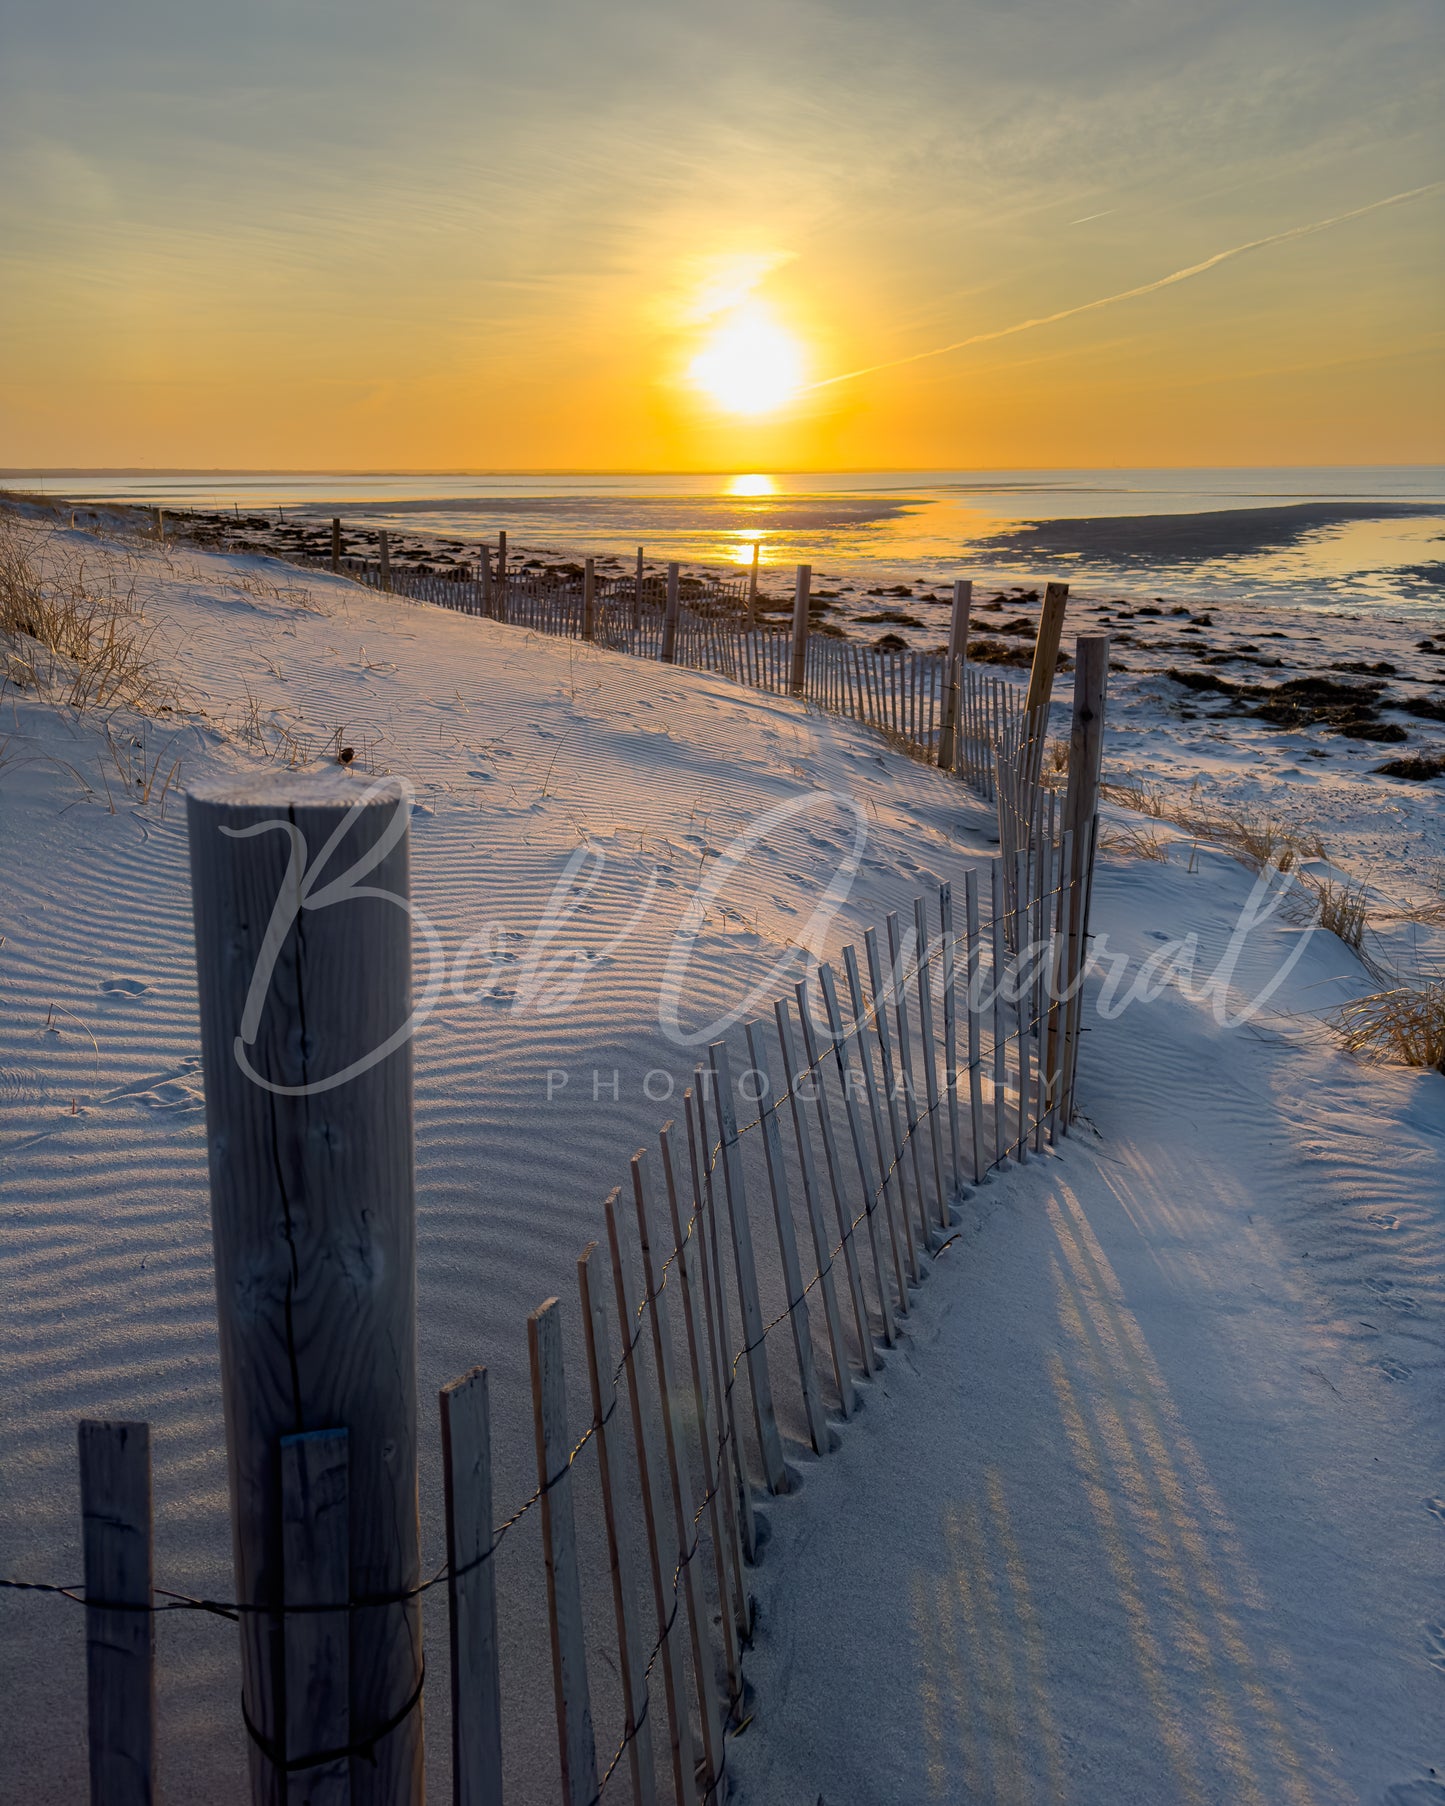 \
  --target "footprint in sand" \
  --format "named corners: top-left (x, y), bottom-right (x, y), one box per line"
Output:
top-left (135, 1081), bottom-right (203, 1112)
top-left (1369, 1211), bottom-right (1400, 1229)
top-left (1425, 1623), bottom-right (1445, 1674)
top-left (101, 978), bottom-right (151, 997)
top-left (1380, 1358), bottom-right (1412, 1382)
top-left (1425, 1497), bottom-right (1445, 1526)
